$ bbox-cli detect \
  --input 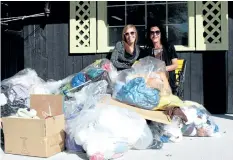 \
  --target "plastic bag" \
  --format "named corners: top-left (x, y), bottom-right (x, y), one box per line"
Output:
top-left (132, 56), bottom-right (166, 74)
top-left (113, 77), bottom-right (160, 110)
top-left (1, 68), bottom-right (45, 89)
top-left (64, 80), bottom-right (109, 153)
top-left (180, 103), bottom-right (220, 137)
top-left (70, 104), bottom-right (149, 159)
top-left (112, 57), bottom-right (174, 110)
top-left (133, 123), bottom-right (155, 150)
top-left (60, 59), bottom-right (115, 95)
top-left (82, 59), bottom-right (118, 82)
top-left (1, 68), bottom-right (45, 117)
top-left (64, 100), bottom-right (84, 152)
top-left (1, 84), bottom-right (30, 117)
top-left (146, 121), bottom-right (164, 149)
top-left (162, 116), bottom-right (183, 143)
top-left (64, 80), bottom-right (108, 118)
